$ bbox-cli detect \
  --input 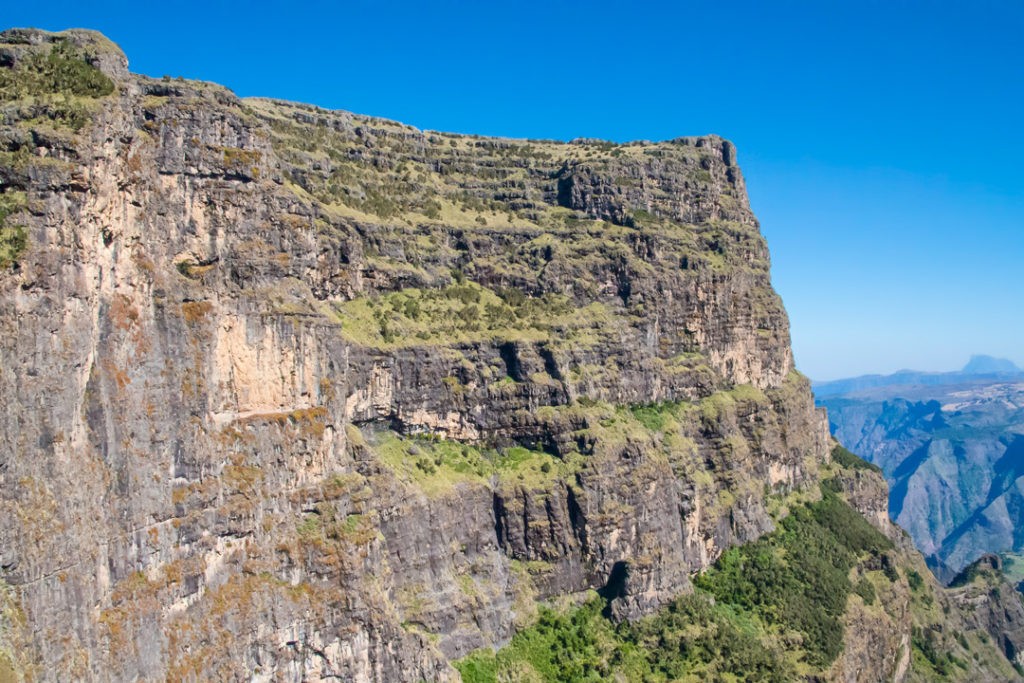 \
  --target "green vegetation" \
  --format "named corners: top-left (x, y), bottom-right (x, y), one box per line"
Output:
top-left (357, 389), bottom-right (762, 501)
top-left (629, 402), bottom-right (675, 432)
top-left (455, 592), bottom-right (794, 683)
top-left (907, 568), bottom-right (924, 591)
top-left (0, 40), bottom-right (114, 99)
top-left (330, 280), bottom-right (611, 348)
top-left (830, 443), bottom-right (883, 474)
top-left (361, 387), bottom-right (769, 501)
top-left (0, 39), bottom-right (114, 131)
top-left (367, 429), bottom-right (577, 496)
top-left (912, 625), bottom-right (969, 677)
top-left (697, 486), bottom-right (893, 668)
top-left (0, 192), bottom-right (27, 268)
top-left (456, 489), bottom-right (894, 680)
top-left (853, 576), bottom-right (877, 605)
